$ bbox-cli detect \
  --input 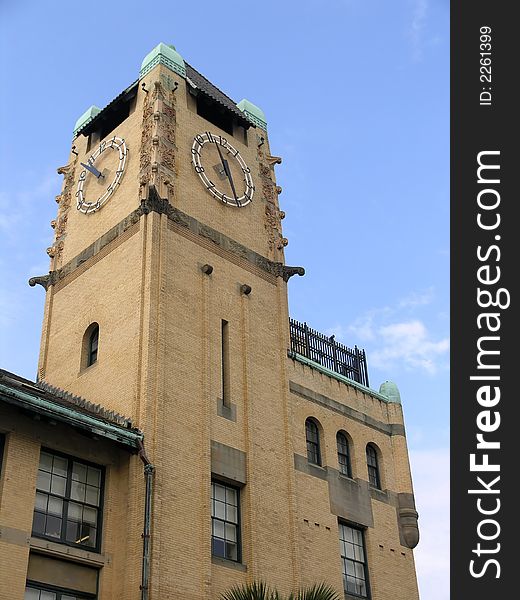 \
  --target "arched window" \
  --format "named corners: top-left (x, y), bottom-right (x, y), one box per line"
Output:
top-left (366, 444), bottom-right (381, 489)
top-left (336, 432), bottom-right (352, 477)
top-left (305, 418), bottom-right (321, 465)
top-left (82, 323), bottom-right (99, 369)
